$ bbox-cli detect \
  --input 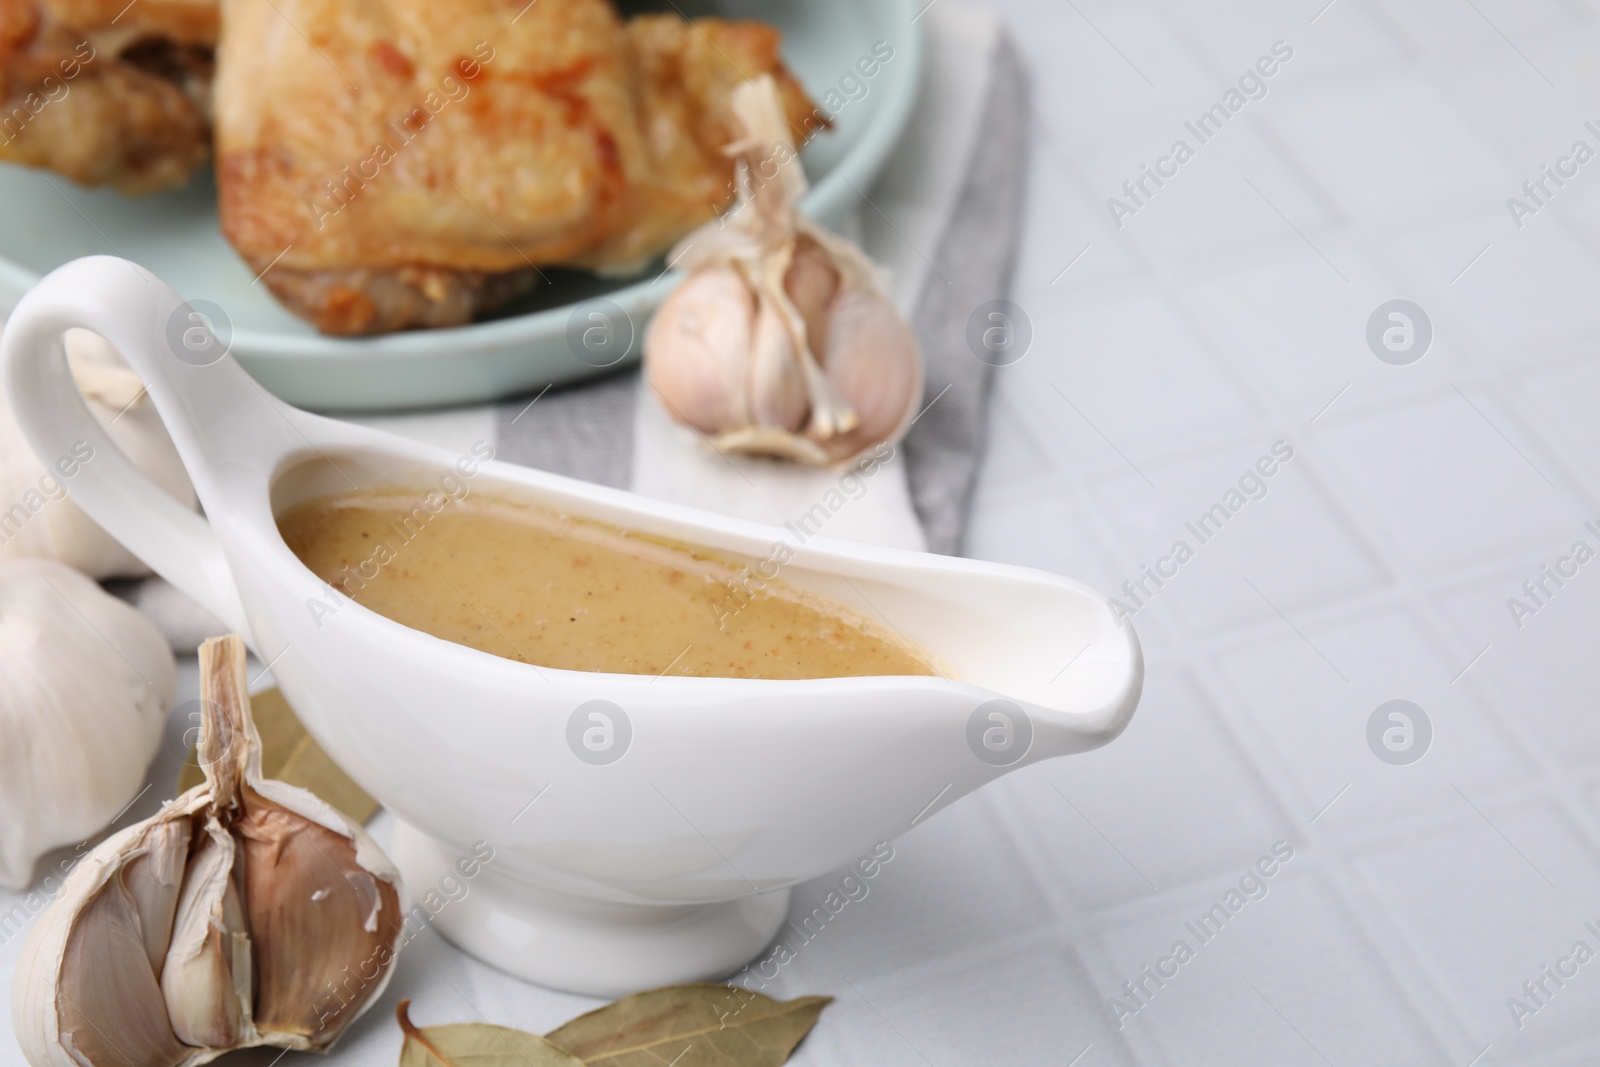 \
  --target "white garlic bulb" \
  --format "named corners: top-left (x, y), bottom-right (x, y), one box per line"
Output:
top-left (0, 557), bottom-right (175, 891)
top-left (12, 635), bottom-right (406, 1067)
top-left (646, 76), bottom-right (924, 467)
top-left (0, 328), bottom-right (198, 578)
